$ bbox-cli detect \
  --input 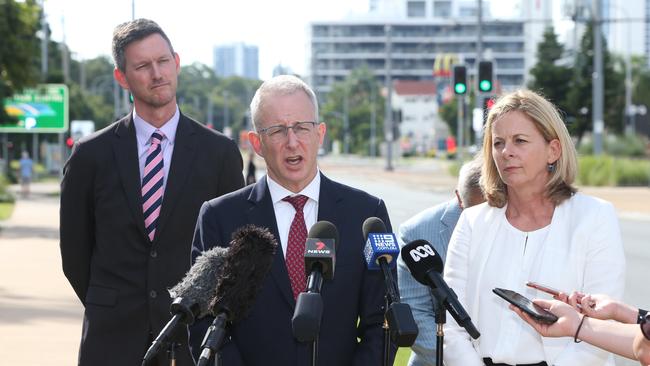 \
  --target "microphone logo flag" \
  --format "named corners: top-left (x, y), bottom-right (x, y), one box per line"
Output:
top-left (305, 239), bottom-right (333, 255)
top-left (364, 233), bottom-right (399, 270)
top-left (409, 245), bottom-right (436, 262)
